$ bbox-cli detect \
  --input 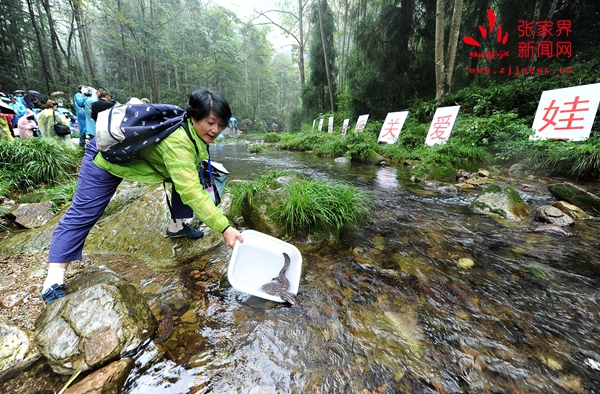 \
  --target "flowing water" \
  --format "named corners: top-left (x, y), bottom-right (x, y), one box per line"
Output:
top-left (122, 143), bottom-right (598, 393)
